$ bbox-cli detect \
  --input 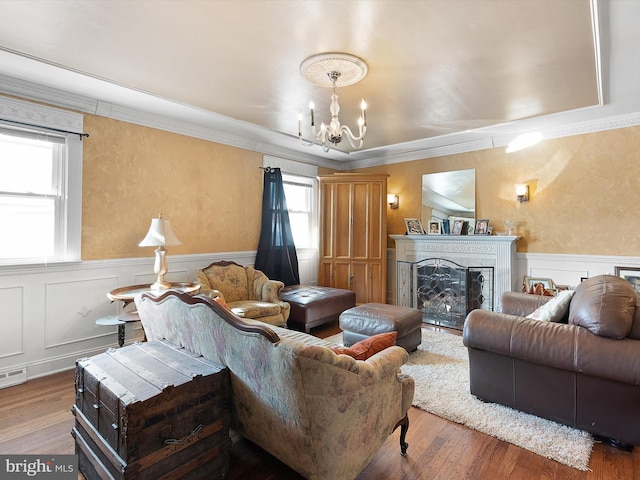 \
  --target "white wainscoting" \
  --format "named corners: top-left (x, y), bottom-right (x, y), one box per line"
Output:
top-left (5, 246), bottom-right (631, 383)
top-left (387, 249), bottom-right (640, 306)
top-left (296, 248), bottom-right (319, 287)
top-left (0, 286), bottom-right (24, 359)
top-left (0, 248), bottom-right (318, 385)
top-left (514, 252), bottom-right (640, 289)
